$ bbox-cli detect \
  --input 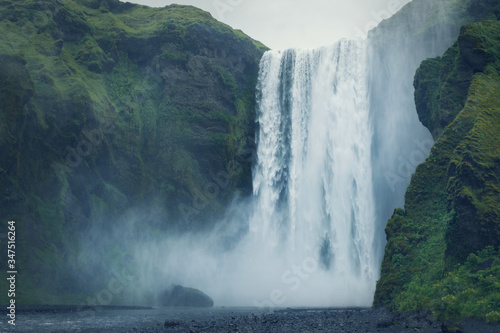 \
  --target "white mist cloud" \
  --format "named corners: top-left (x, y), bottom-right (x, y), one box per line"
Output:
top-left (105, 197), bottom-right (374, 308)
top-left (120, 0), bottom-right (412, 49)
